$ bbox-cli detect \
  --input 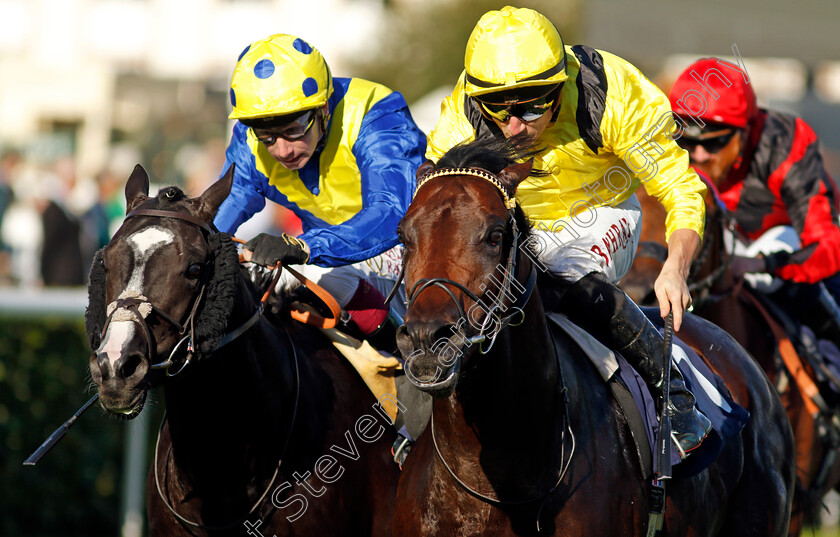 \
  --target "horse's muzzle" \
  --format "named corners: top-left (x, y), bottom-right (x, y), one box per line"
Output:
top-left (89, 324), bottom-right (151, 418)
top-left (397, 320), bottom-right (470, 396)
